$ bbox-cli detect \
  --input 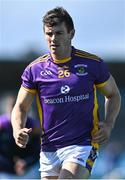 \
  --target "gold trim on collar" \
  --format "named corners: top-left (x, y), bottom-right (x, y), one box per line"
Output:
top-left (53, 57), bottom-right (71, 64)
